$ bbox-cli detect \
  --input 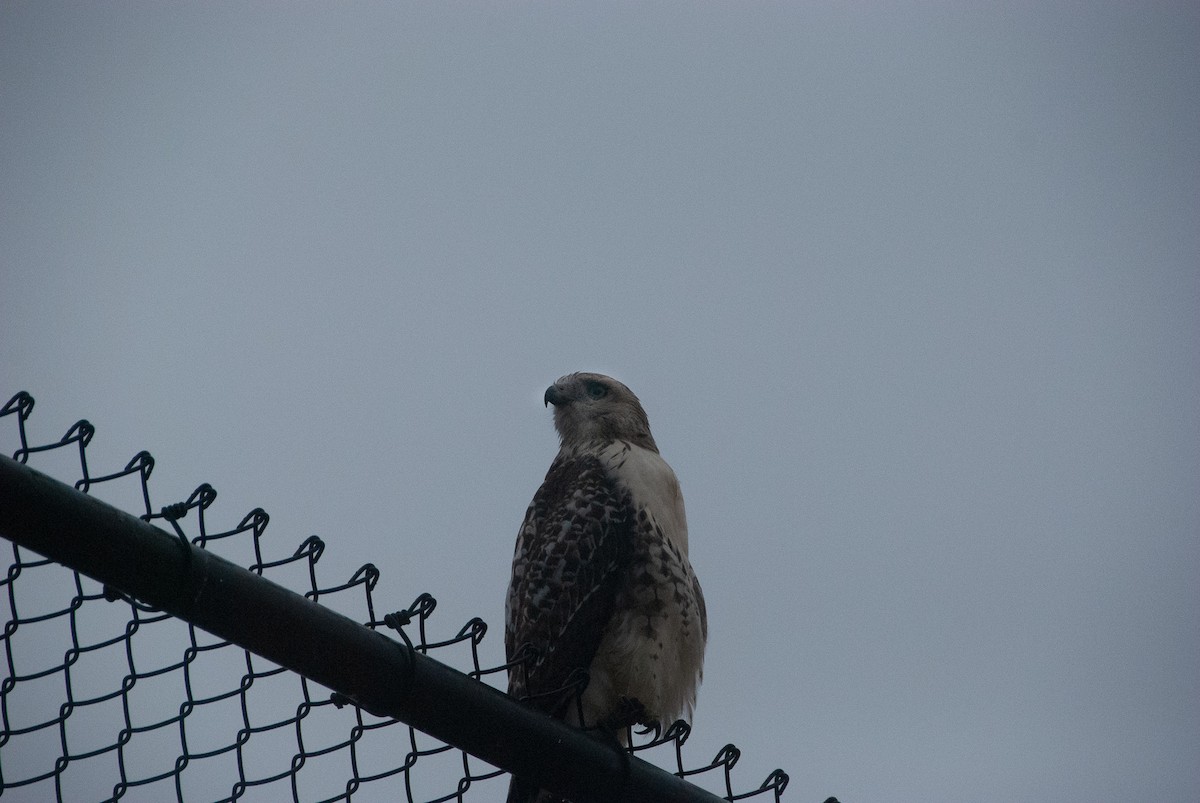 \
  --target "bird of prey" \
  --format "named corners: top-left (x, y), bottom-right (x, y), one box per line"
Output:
top-left (505, 372), bottom-right (707, 802)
